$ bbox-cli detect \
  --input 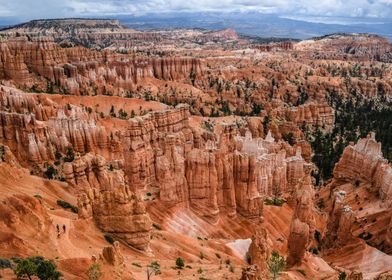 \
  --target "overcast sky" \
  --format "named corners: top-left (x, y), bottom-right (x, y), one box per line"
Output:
top-left (1, 0), bottom-right (392, 21)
